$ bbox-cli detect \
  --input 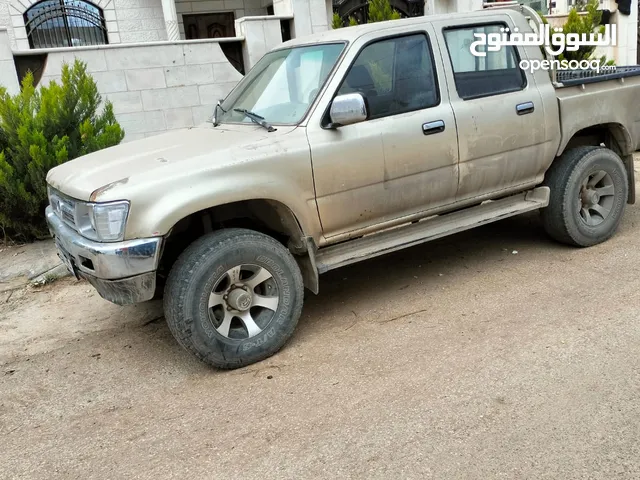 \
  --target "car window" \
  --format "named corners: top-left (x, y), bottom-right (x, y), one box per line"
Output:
top-left (219, 43), bottom-right (344, 125)
top-left (443, 24), bottom-right (526, 100)
top-left (337, 33), bottom-right (439, 120)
